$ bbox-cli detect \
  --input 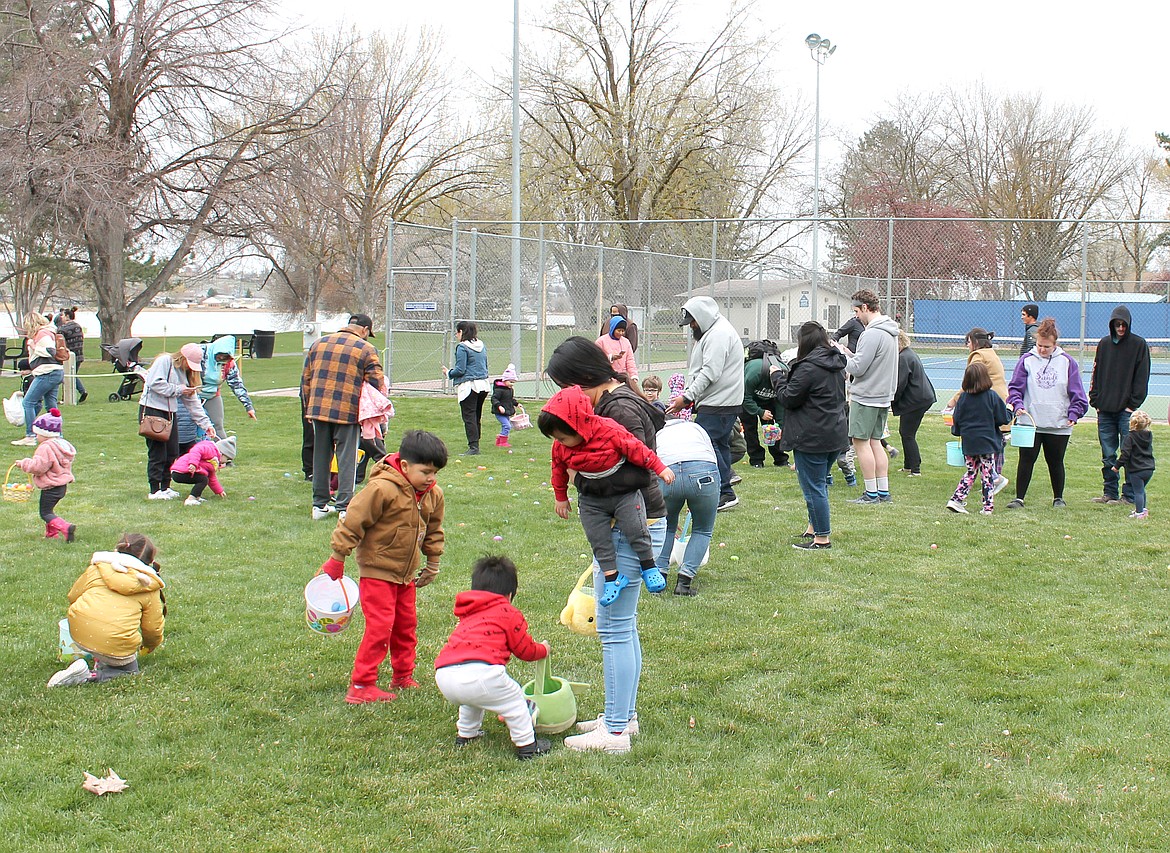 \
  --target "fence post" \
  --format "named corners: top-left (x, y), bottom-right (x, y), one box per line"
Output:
top-left (1079, 224), bottom-right (1089, 360)
top-left (709, 219), bottom-right (718, 295)
top-left (644, 248), bottom-right (653, 376)
top-left (536, 223), bottom-right (546, 389)
top-left (886, 218), bottom-right (894, 313)
top-left (384, 220), bottom-right (394, 386)
top-left (596, 243), bottom-right (605, 336)
top-left (756, 265), bottom-right (764, 340)
top-left (469, 228), bottom-right (478, 321)
top-left (447, 219), bottom-right (459, 391)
